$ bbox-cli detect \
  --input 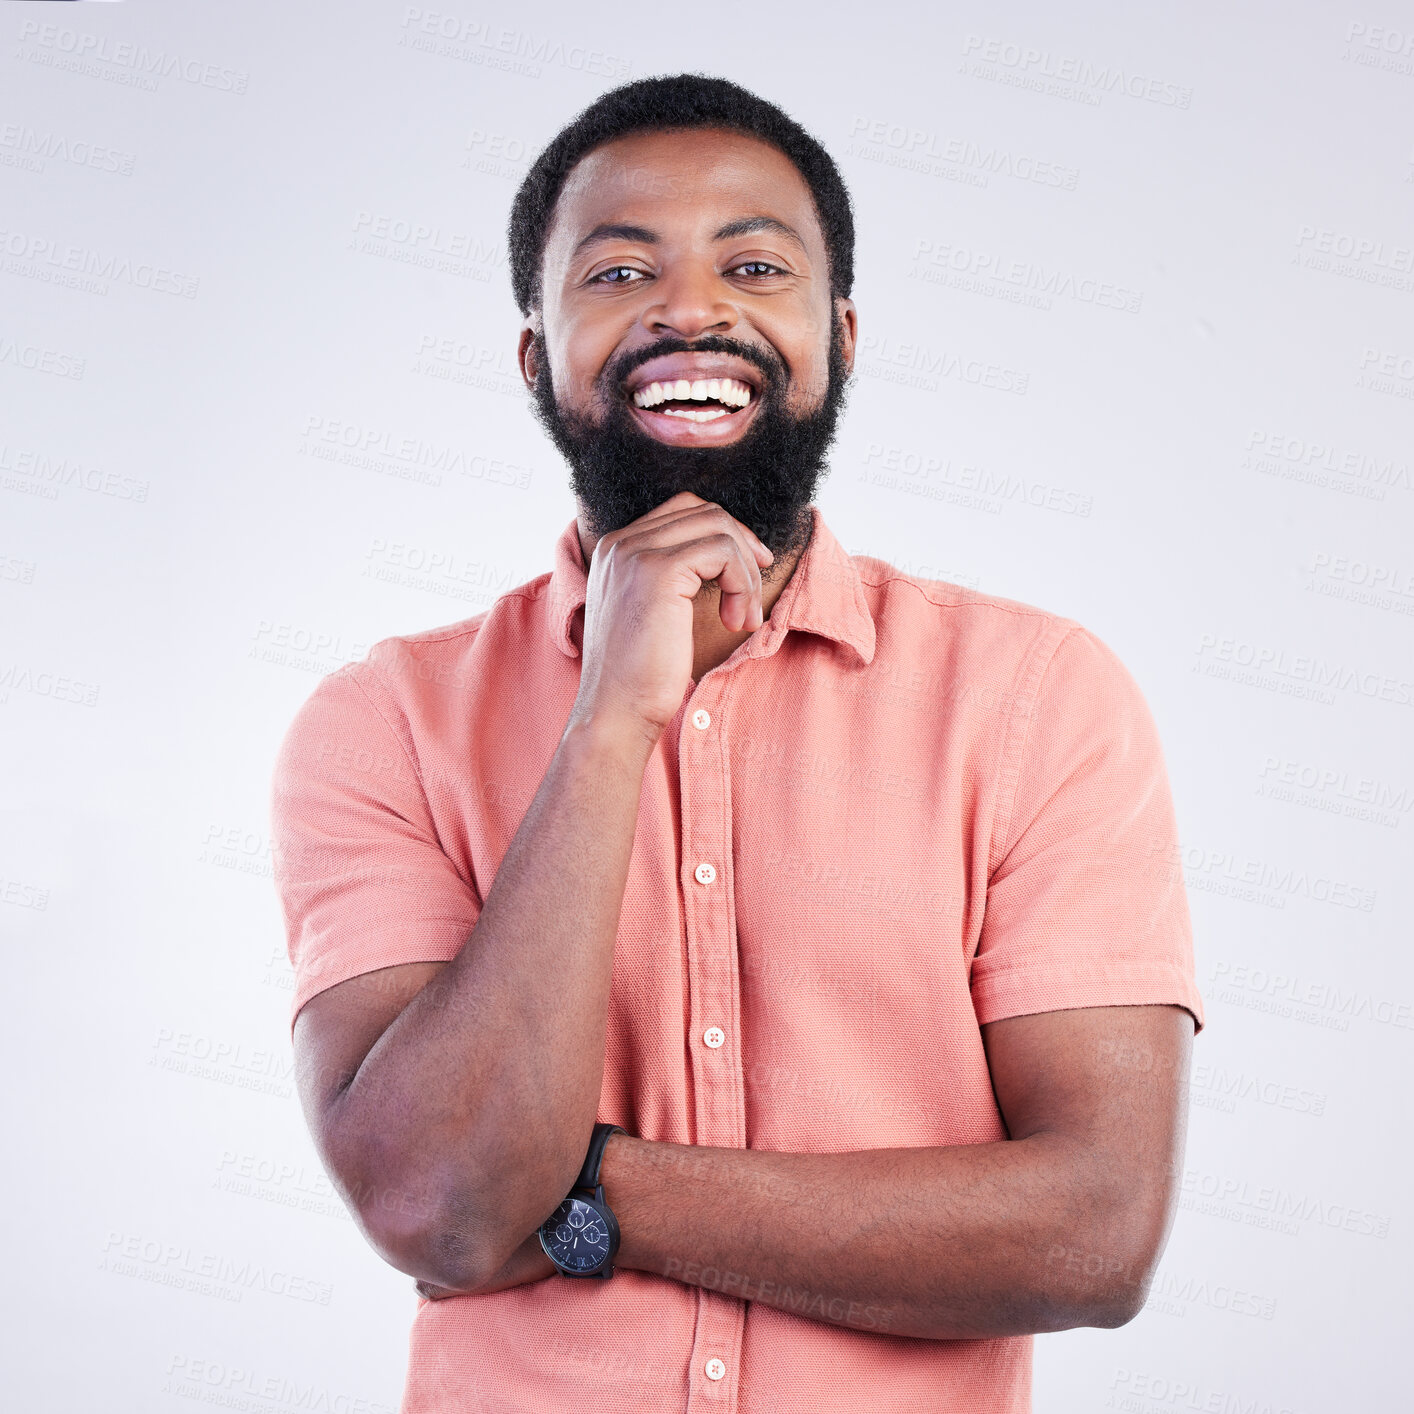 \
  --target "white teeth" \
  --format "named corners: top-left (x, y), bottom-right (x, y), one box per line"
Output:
top-left (661, 407), bottom-right (729, 421)
top-left (631, 376), bottom-right (755, 409)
